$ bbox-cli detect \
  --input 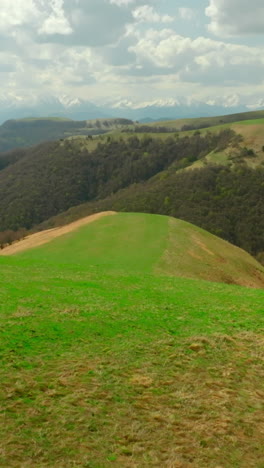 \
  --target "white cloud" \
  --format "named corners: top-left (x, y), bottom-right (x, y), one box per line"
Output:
top-left (37, 0), bottom-right (135, 46)
top-left (0, 0), bottom-right (138, 47)
top-left (128, 28), bottom-right (264, 85)
top-left (110, 0), bottom-right (136, 5)
top-left (0, 0), bottom-right (263, 107)
top-left (206, 0), bottom-right (264, 36)
top-left (179, 7), bottom-right (195, 21)
top-left (0, 0), bottom-right (38, 31)
top-left (38, 0), bottom-right (72, 35)
top-left (133, 6), bottom-right (174, 23)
